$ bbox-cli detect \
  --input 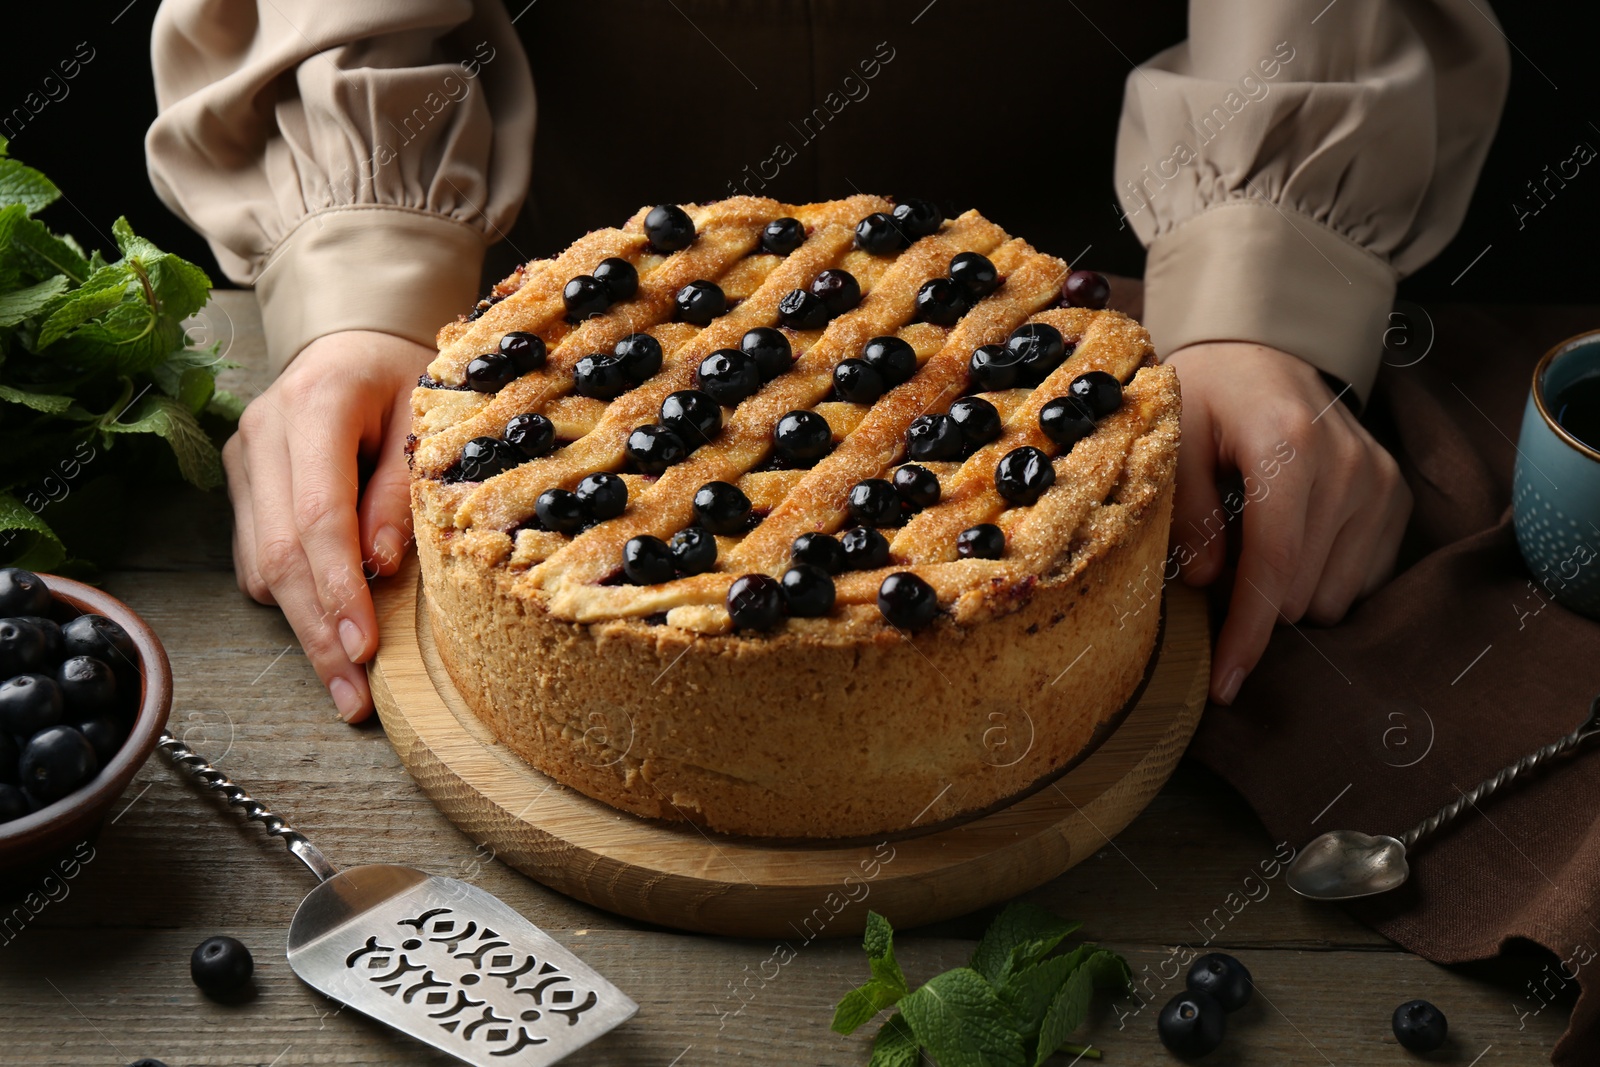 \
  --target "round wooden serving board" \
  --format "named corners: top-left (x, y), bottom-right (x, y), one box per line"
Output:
top-left (368, 555), bottom-right (1209, 938)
